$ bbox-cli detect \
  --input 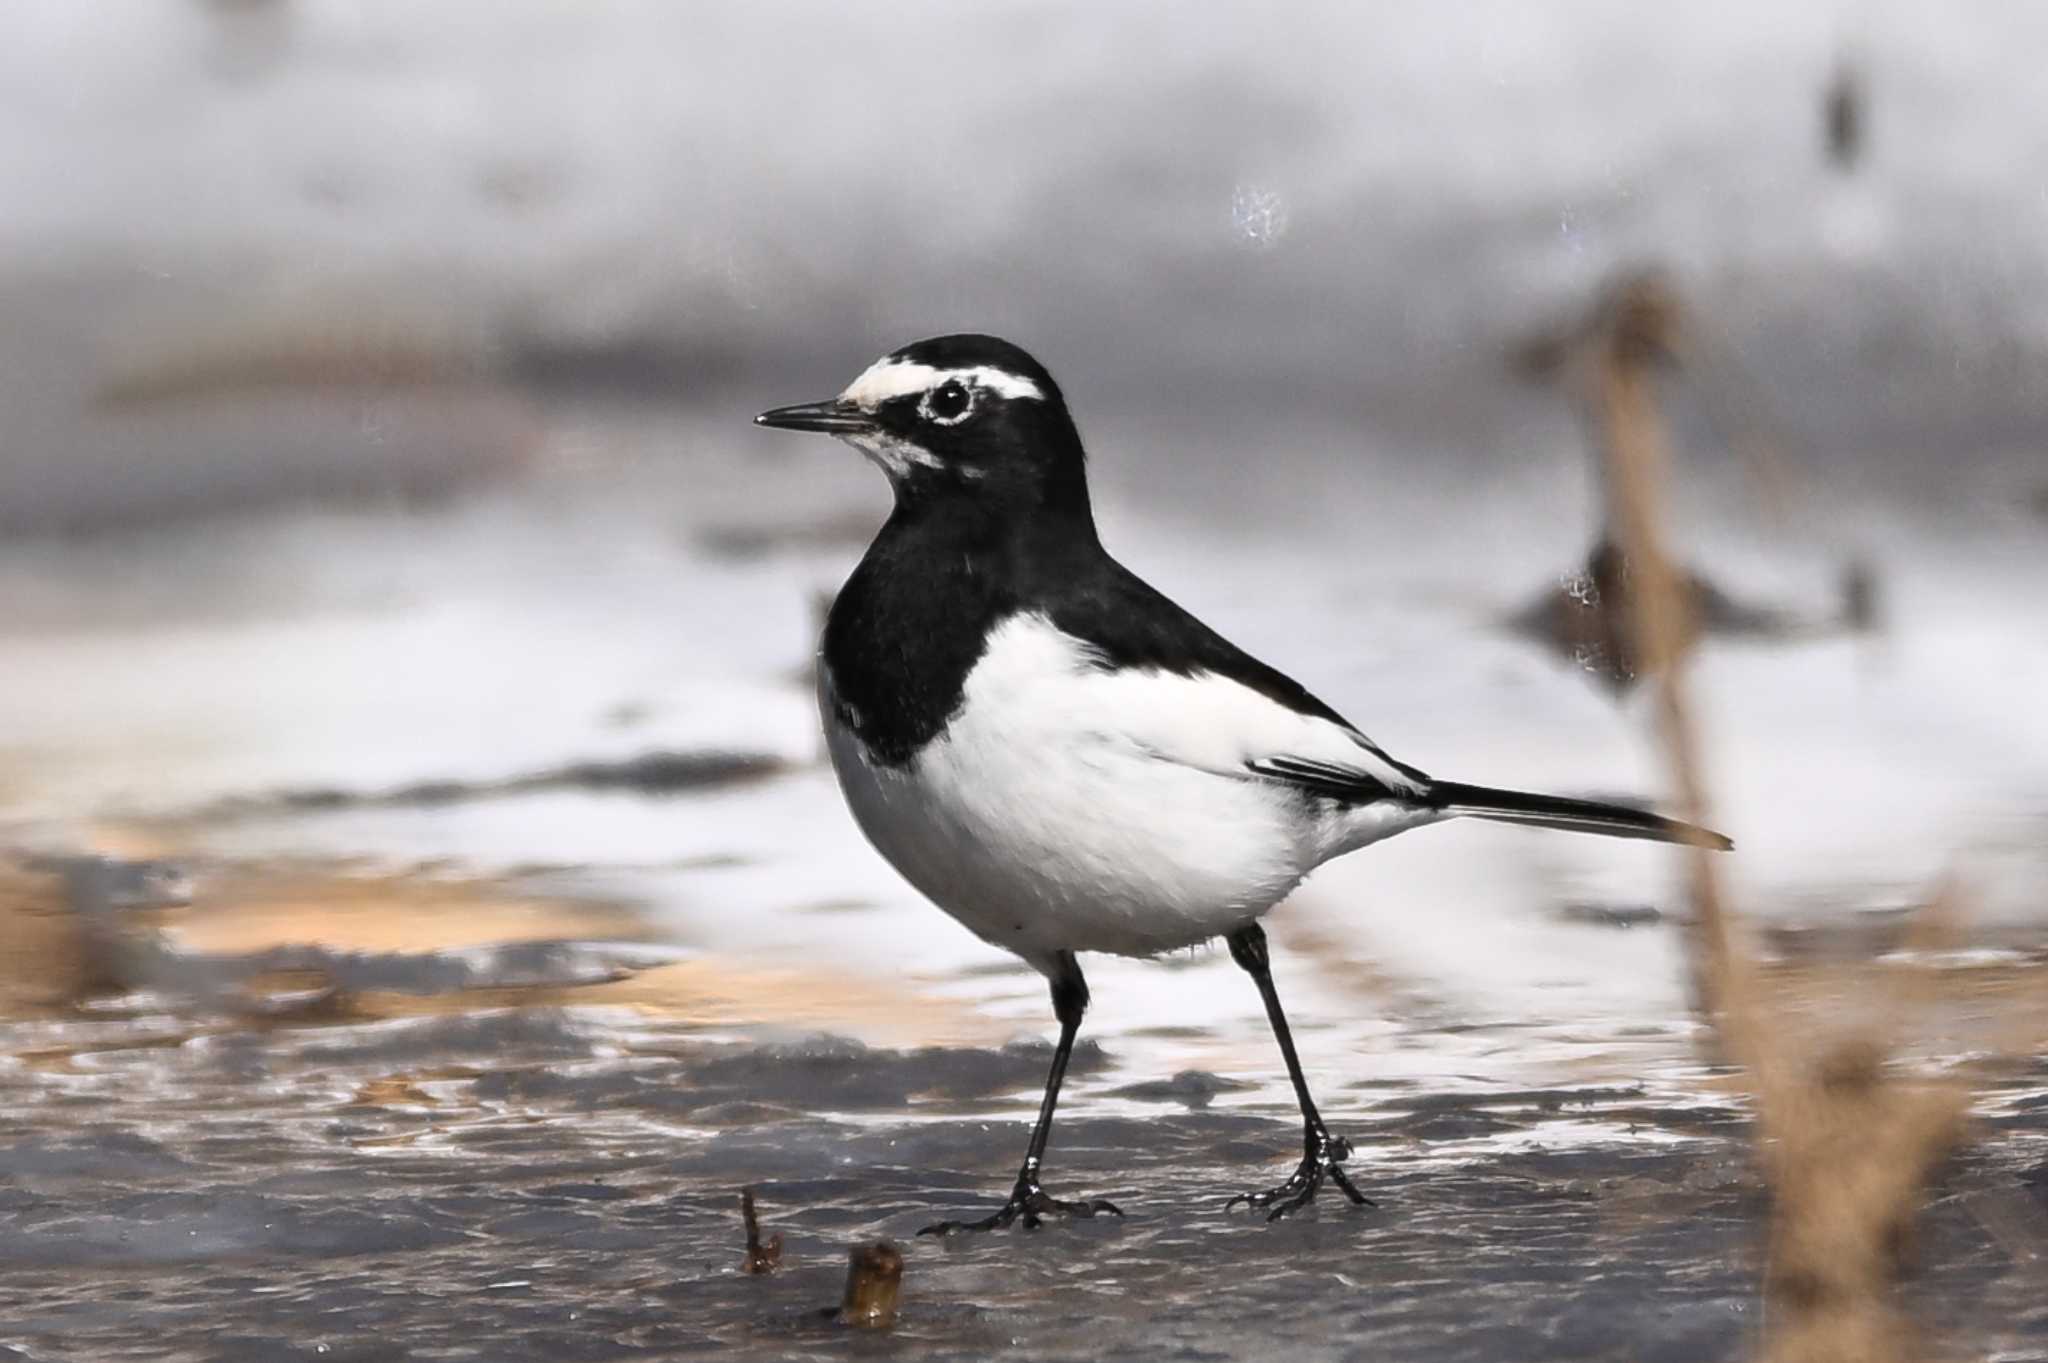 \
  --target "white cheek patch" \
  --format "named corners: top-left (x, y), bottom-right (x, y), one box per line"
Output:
top-left (845, 428), bottom-right (944, 476)
top-left (840, 358), bottom-right (1045, 409)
